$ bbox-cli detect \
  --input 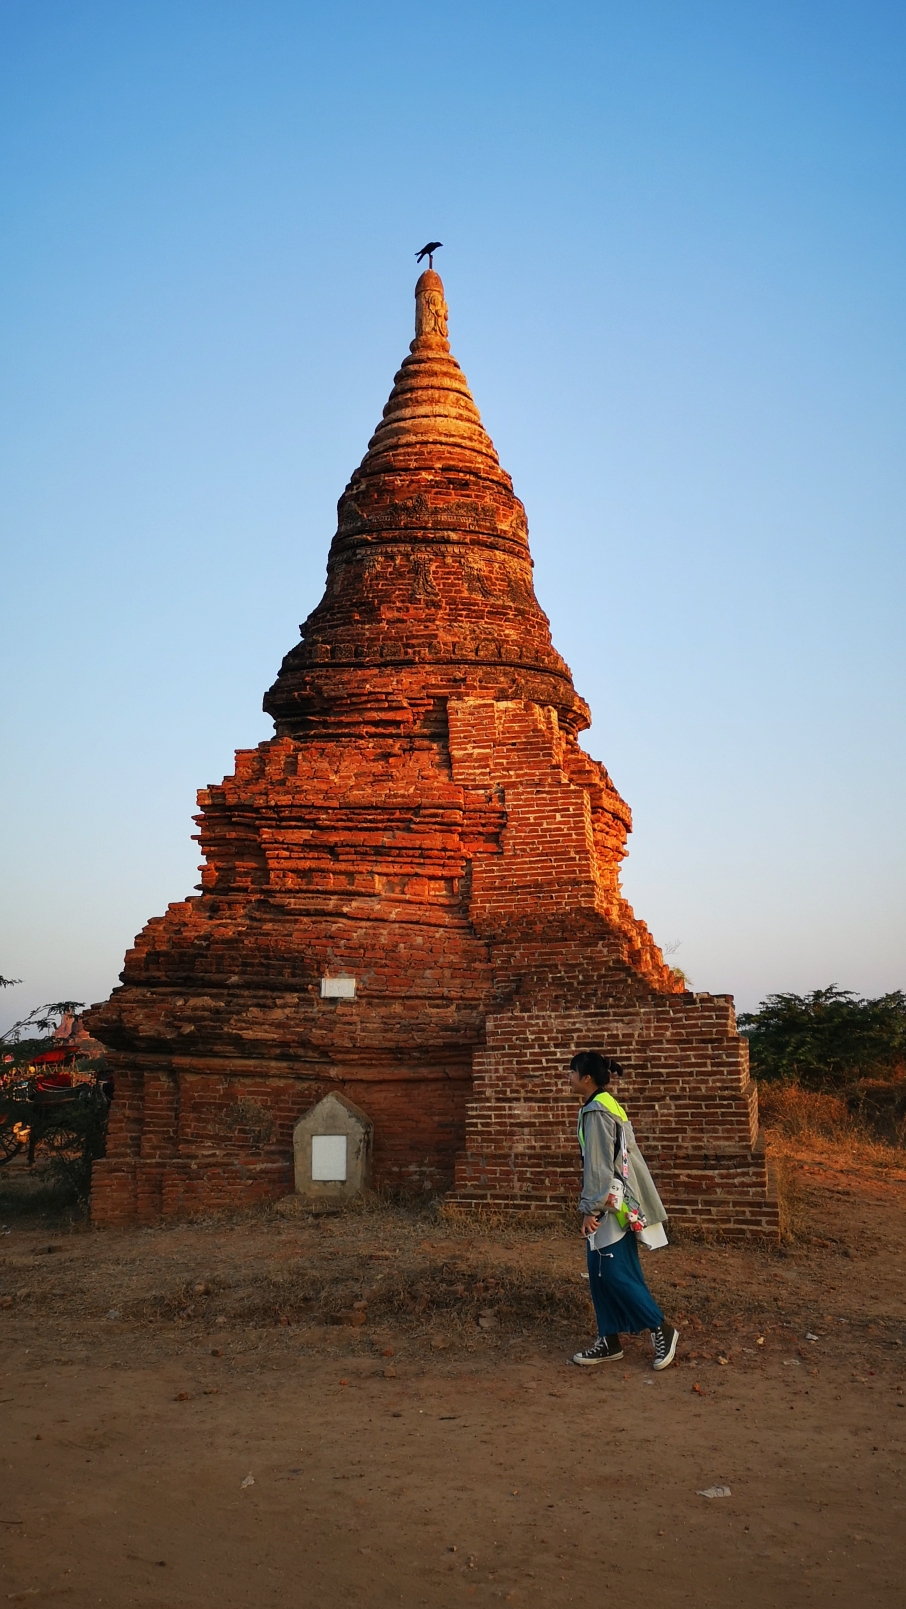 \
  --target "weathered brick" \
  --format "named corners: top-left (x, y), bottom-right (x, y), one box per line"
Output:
top-left (87, 269), bottom-right (776, 1238)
